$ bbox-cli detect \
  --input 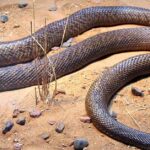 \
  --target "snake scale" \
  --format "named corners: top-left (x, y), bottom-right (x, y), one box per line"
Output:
top-left (0, 6), bottom-right (150, 149)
